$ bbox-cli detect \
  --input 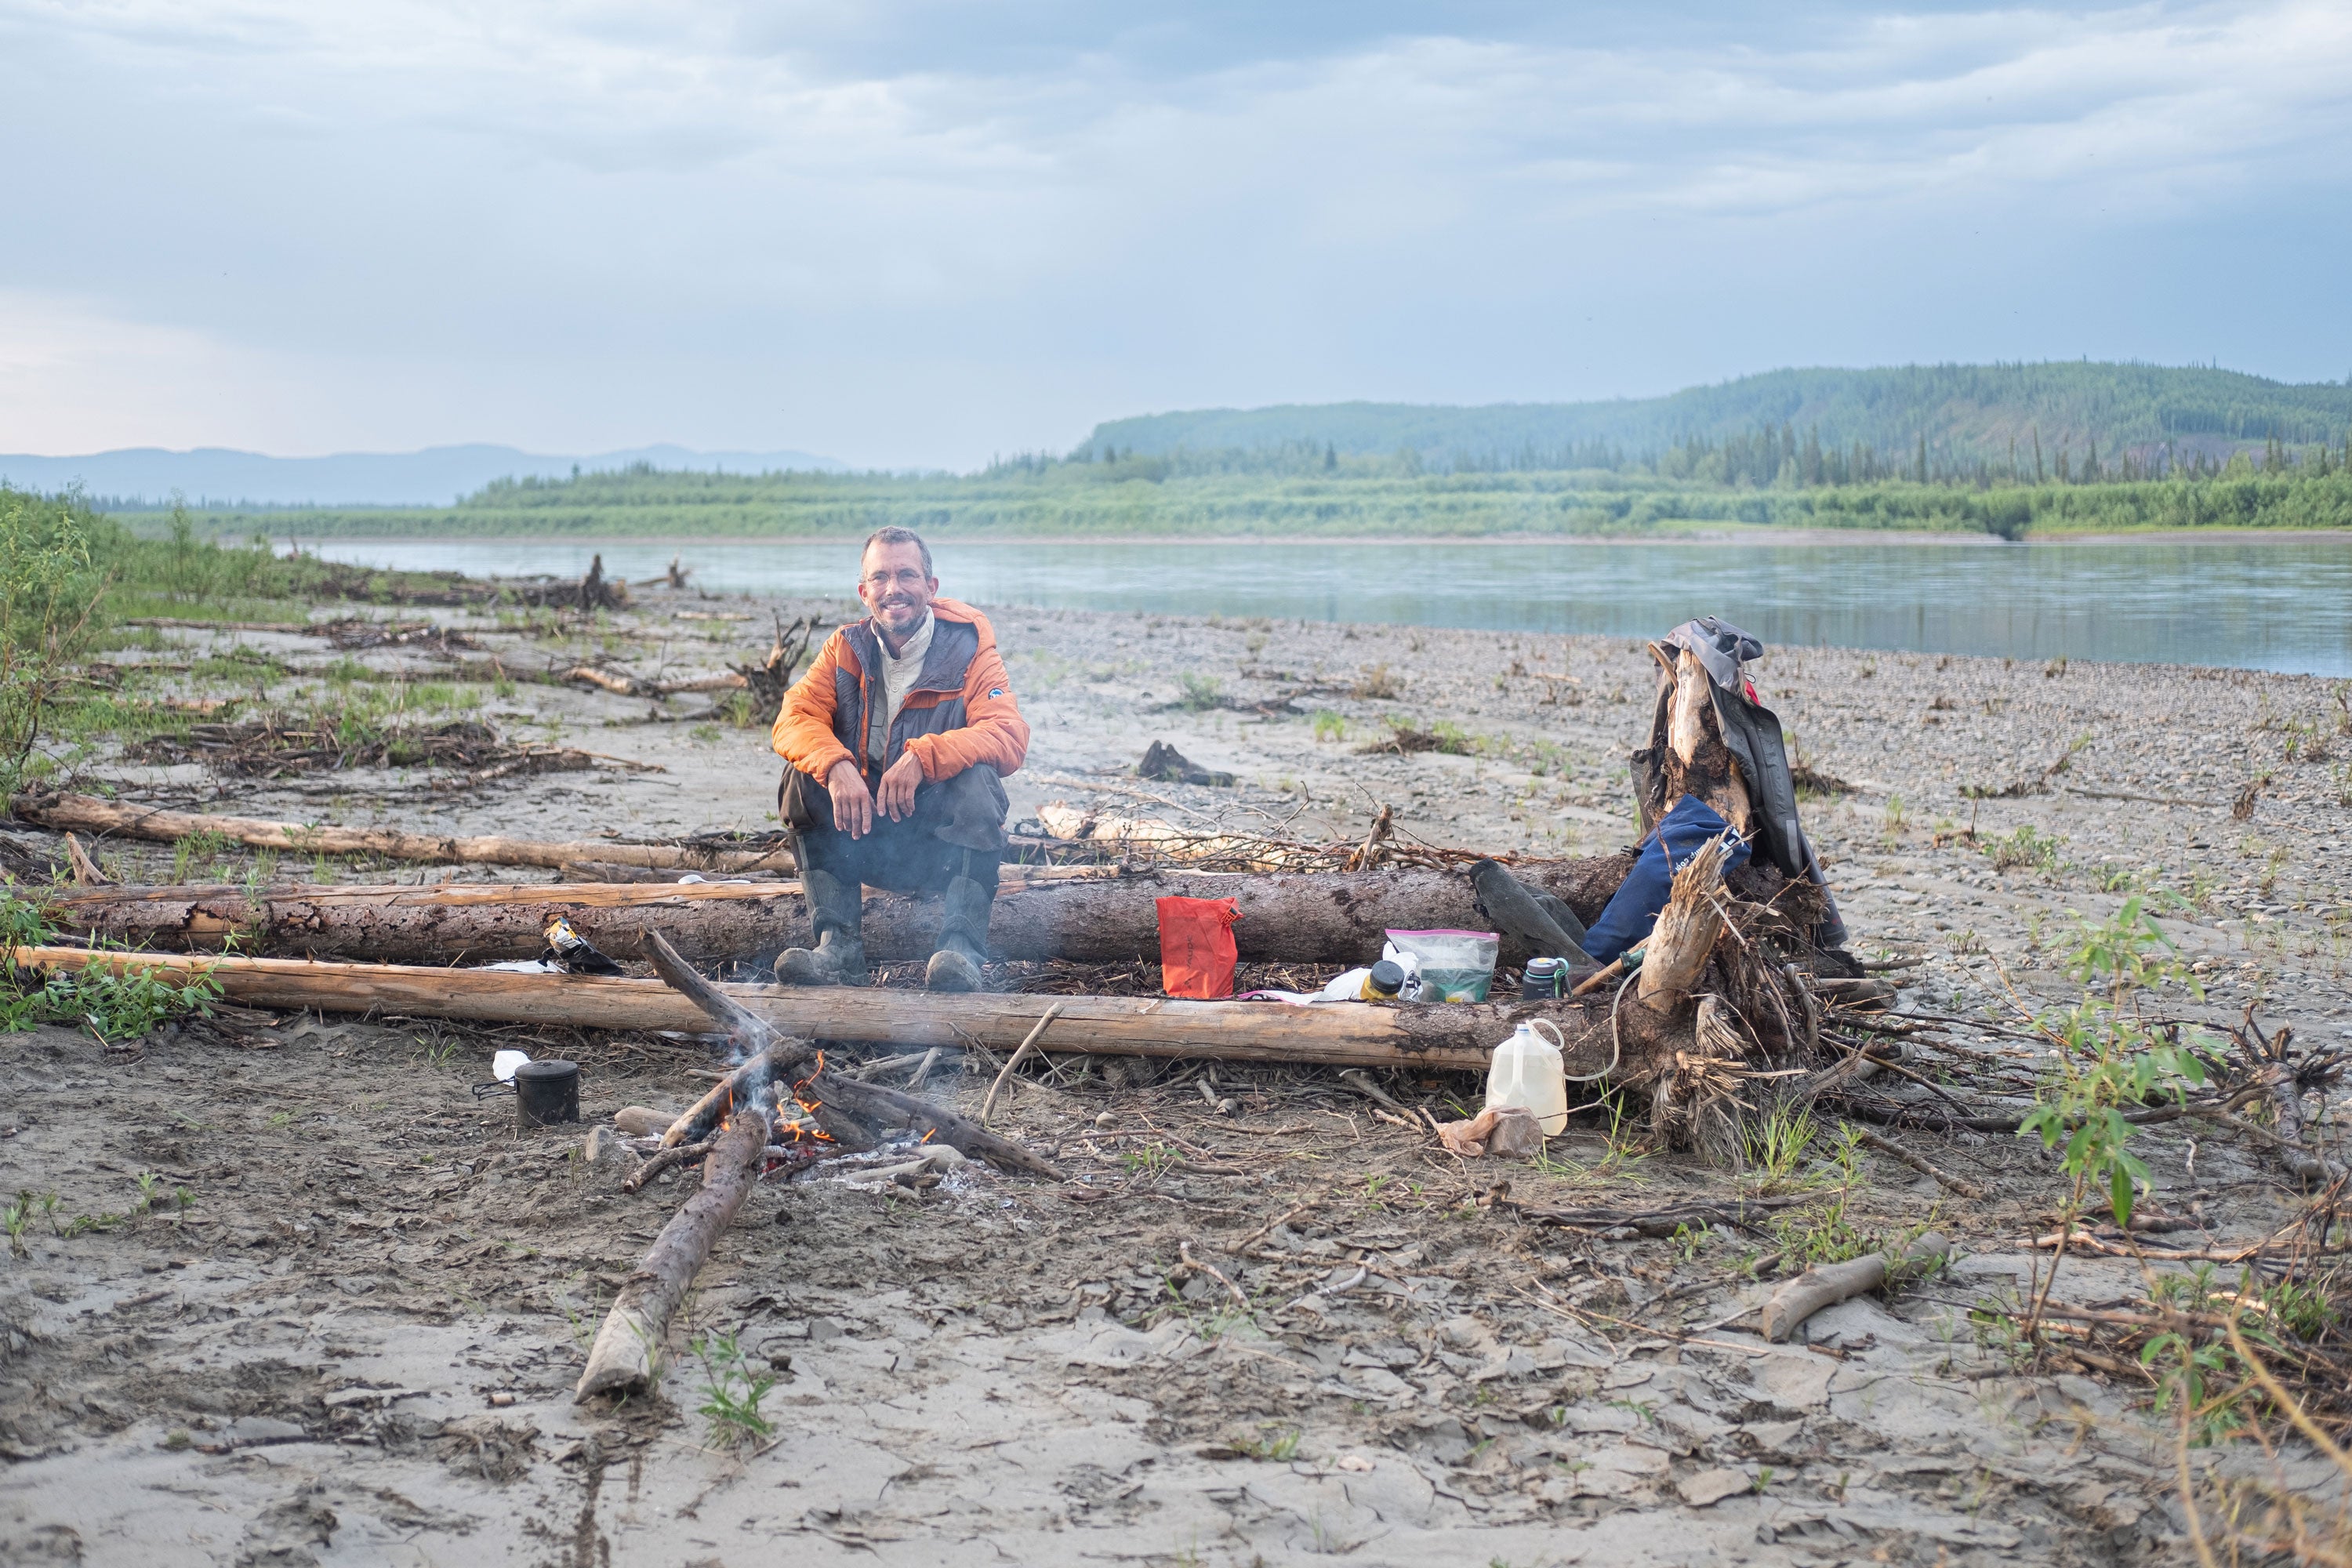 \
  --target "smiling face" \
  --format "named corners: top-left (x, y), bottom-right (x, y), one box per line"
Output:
top-left (857, 538), bottom-right (937, 644)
